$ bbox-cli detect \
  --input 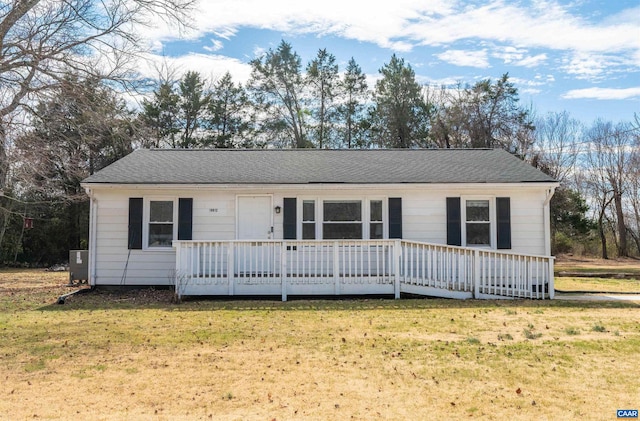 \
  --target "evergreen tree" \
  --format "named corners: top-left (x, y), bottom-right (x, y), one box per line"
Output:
top-left (306, 49), bottom-right (339, 148)
top-left (203, 72), bottom-right (254, 148)
top-left (141, 81), bottom-right (181, 148)
top-left (178, 71), bottom-right (211, 148)
top-left (248, 40), bottom-right (310, 148)
top-left (337, 58), bottom-right (370, 148)
top-left (371, 55), bottom-right (432, 148)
